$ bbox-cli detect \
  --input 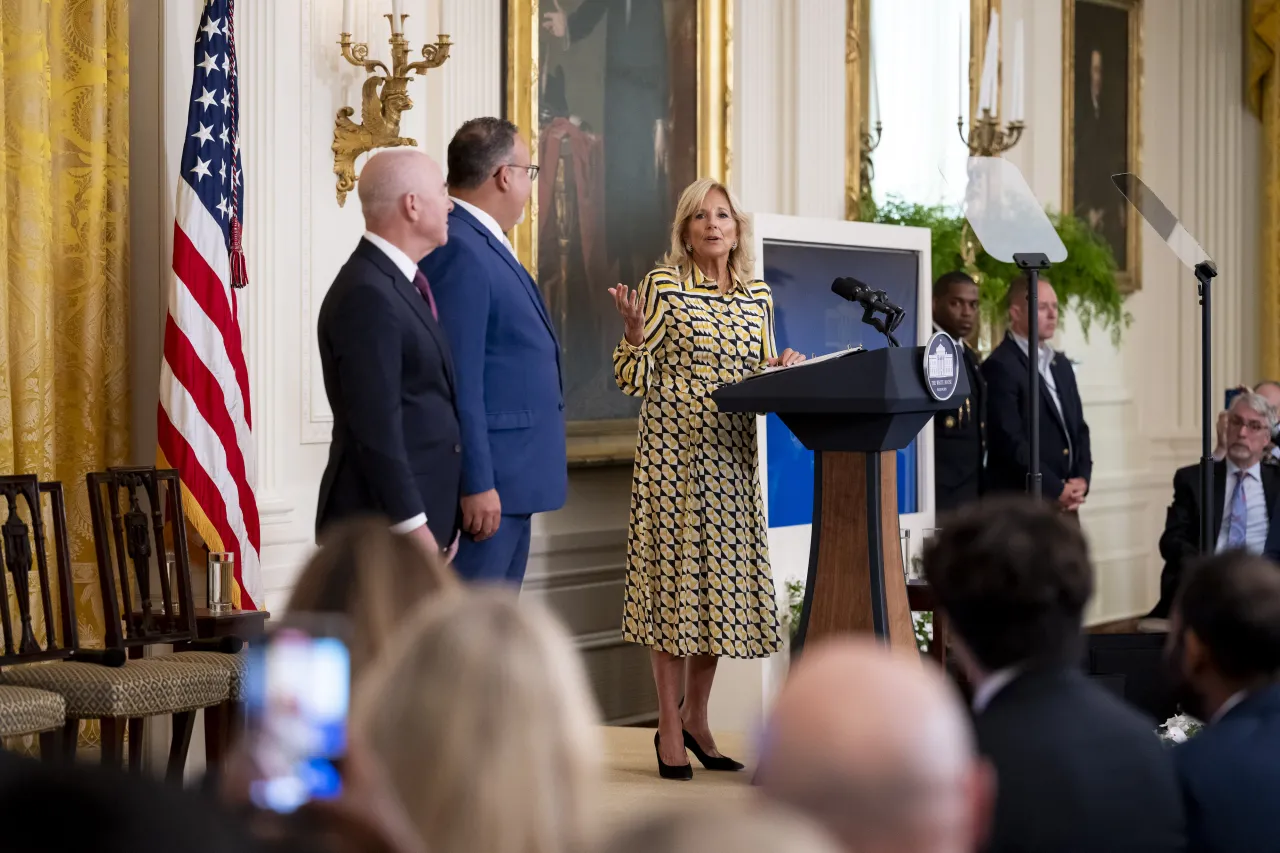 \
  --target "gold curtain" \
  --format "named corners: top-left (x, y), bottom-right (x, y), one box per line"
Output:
top-left (1249, 0), bottom-right (1280, 380)
top-left (1, 0), bottom-right (130, 745)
